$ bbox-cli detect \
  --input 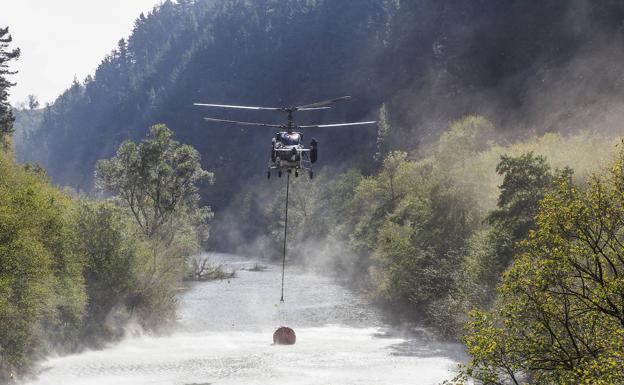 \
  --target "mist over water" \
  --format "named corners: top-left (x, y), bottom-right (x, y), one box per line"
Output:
top-left (26, 254), bottom-right (462, 385)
